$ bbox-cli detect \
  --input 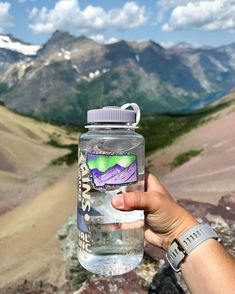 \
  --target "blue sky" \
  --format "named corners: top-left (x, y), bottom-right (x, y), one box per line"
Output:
top-left (1, 0), bottom-right (235, 47)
